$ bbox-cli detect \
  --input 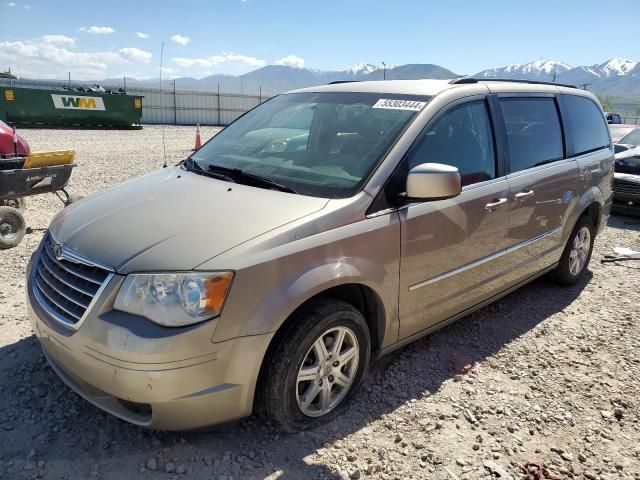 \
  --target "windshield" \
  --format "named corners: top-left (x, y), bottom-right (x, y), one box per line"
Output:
top-left (619, 128), bottom-right (640, 147)
top-left (190, 92), bottom-right (430, 198)
top-left (610, 126), bottom-right (635, 143)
